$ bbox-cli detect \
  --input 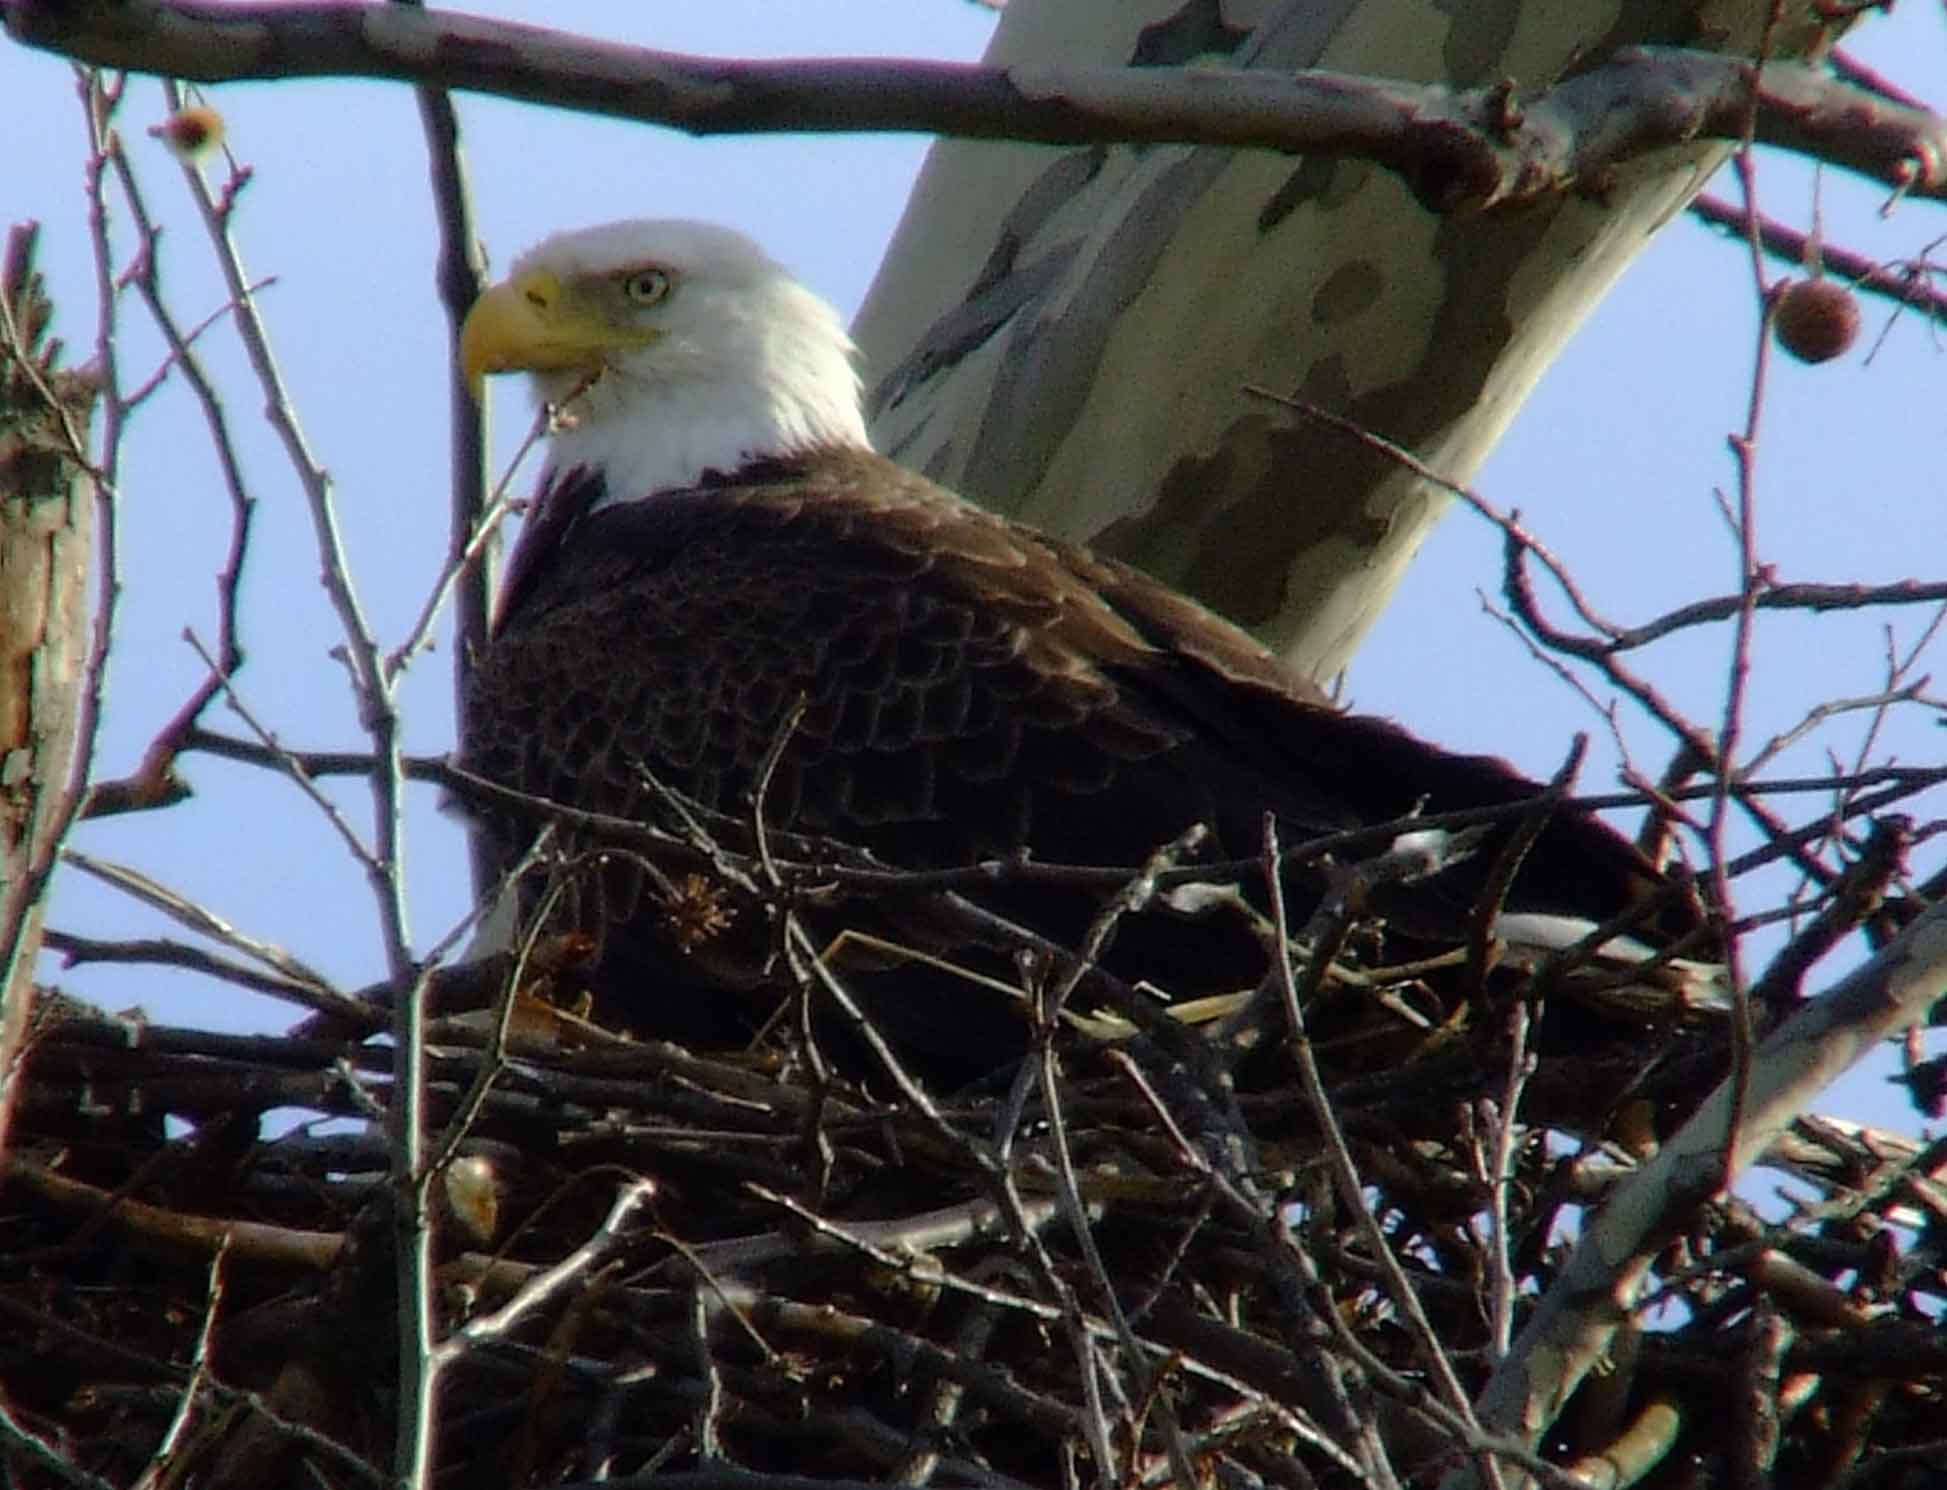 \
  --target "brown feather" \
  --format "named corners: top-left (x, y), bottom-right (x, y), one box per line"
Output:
top-left (461, 446), bottom-right (1694, 1075)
